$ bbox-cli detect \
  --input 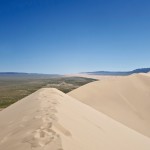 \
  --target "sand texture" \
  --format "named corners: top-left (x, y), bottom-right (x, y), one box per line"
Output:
top-left (0, 88), bottom-right (150, 149)
top-left (69, 73), bottom-right (150, 137)
top-left (66, 73), bottom-right (123, 80)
